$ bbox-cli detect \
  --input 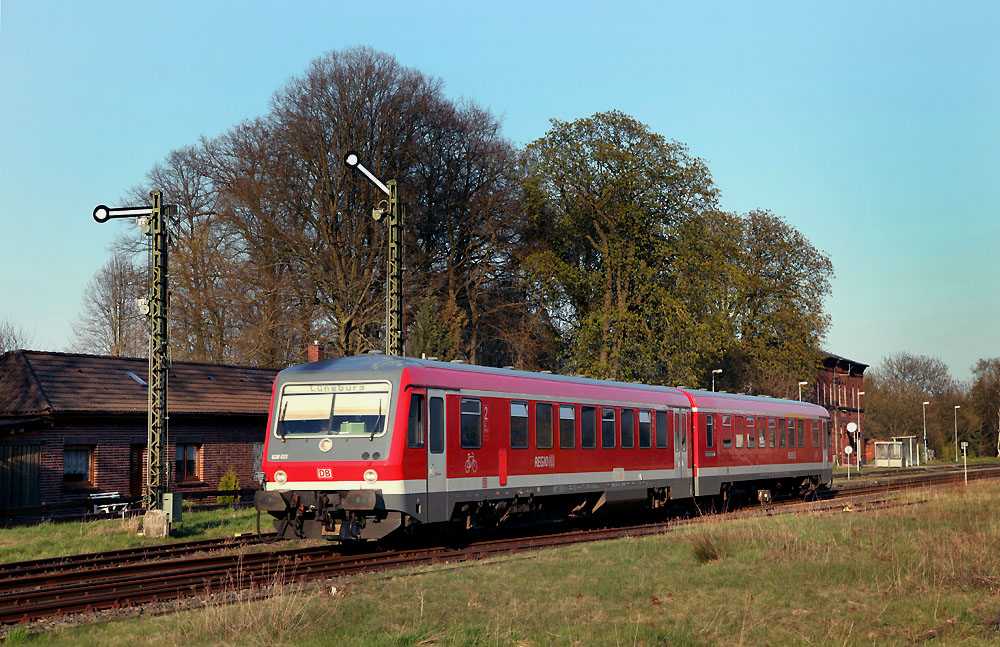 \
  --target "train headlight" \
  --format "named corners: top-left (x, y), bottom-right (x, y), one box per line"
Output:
top-left (319, 438), bottom-right (333, 453)
top-left (274, 470), bottom-right (288, 484)
top-left (363, 469), bottom-right (378, 483)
